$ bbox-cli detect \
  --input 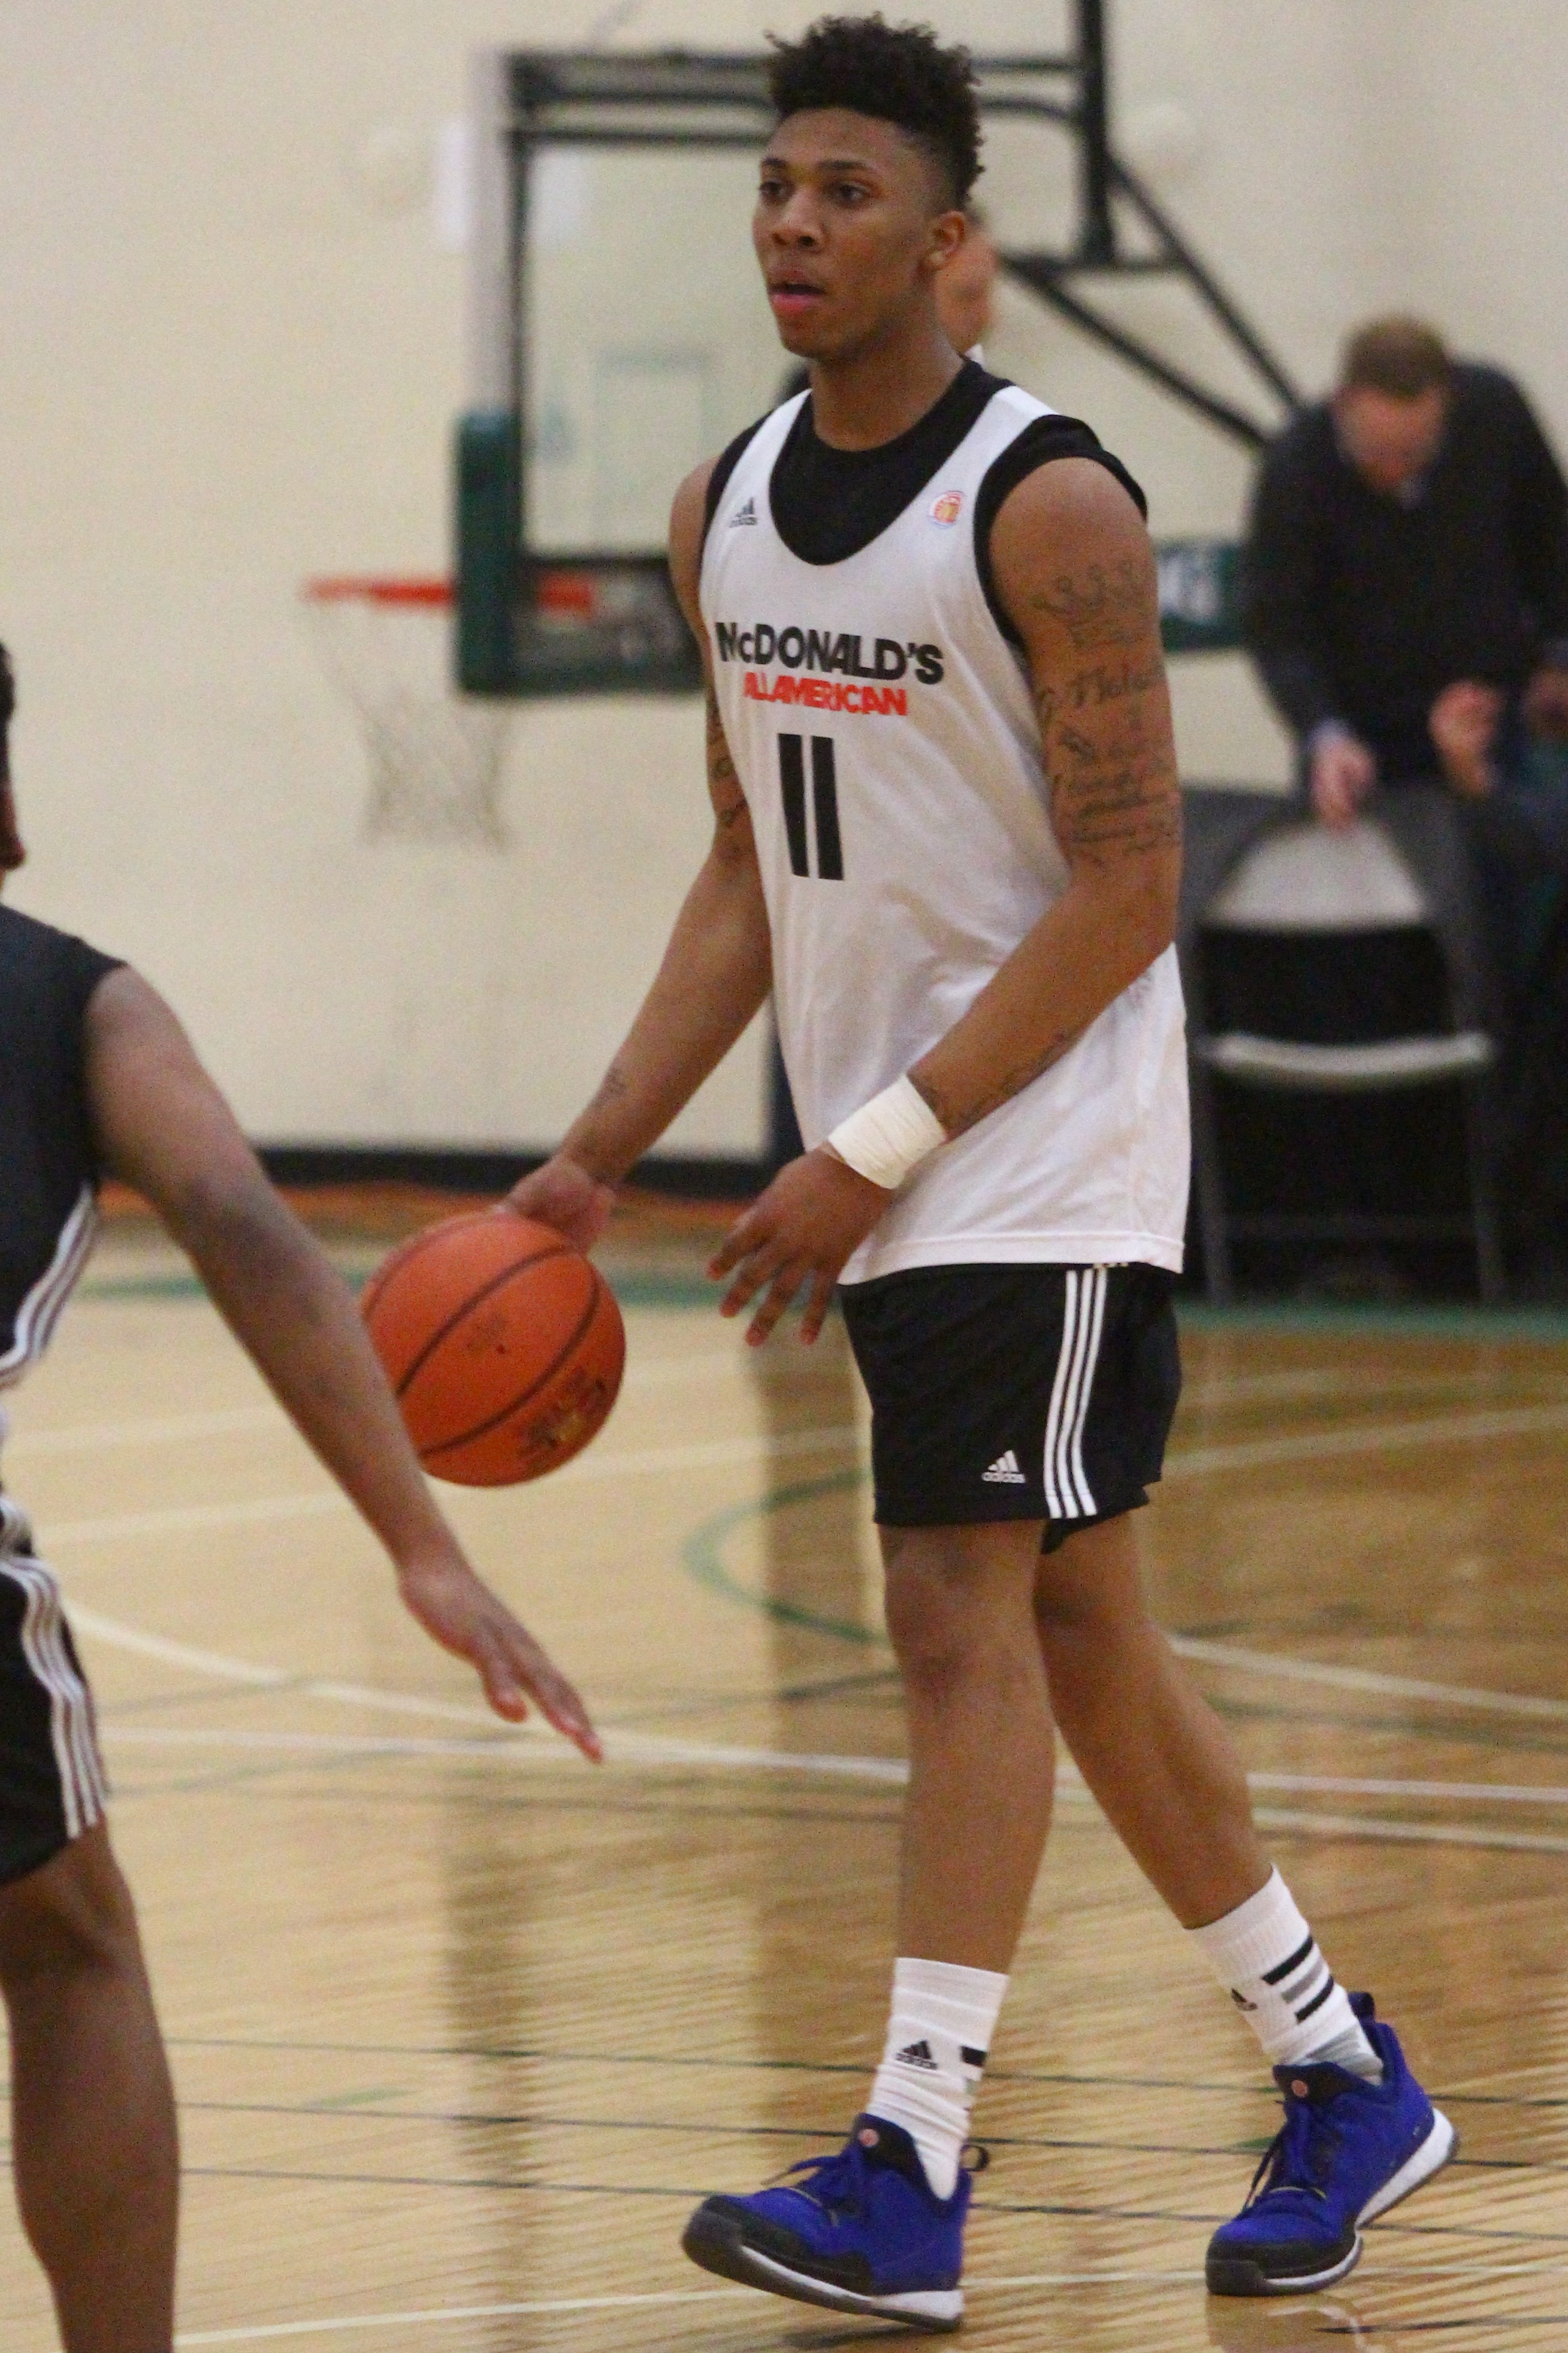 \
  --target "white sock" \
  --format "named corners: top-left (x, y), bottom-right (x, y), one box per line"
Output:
top-left (1189, 1869), bottom-right (1382, 2080)
top-left (867, 1957), bottom-right (1008, 2198)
